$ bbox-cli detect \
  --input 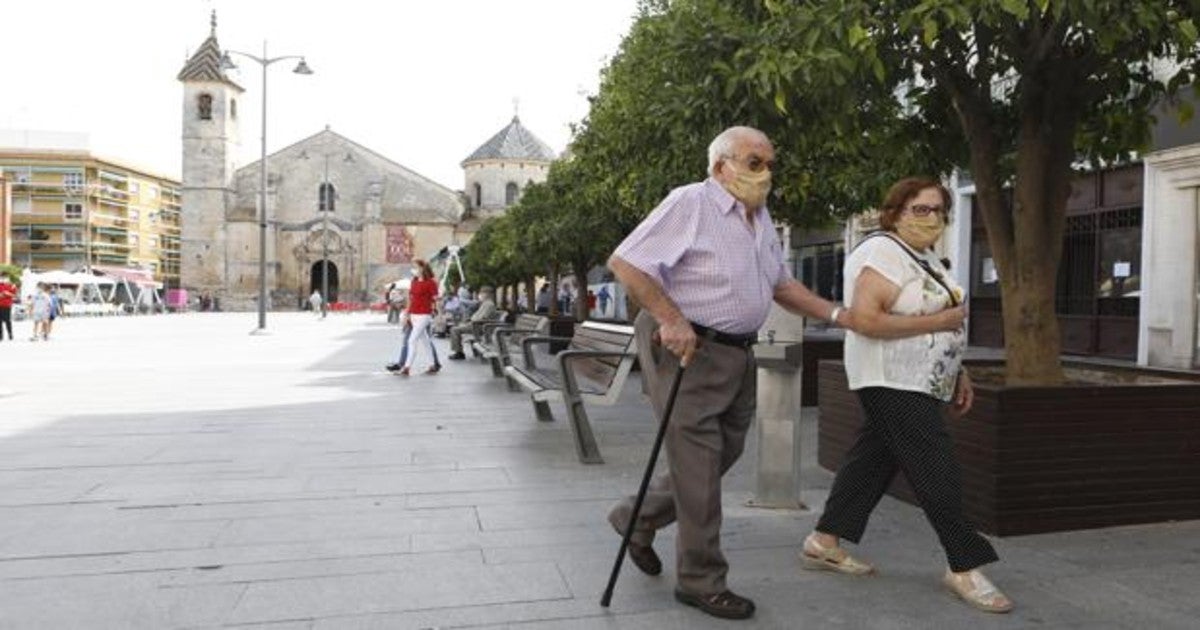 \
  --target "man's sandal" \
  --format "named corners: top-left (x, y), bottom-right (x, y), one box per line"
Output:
top-left (800, 533), bottom-right (876, 575)
top-left (942, 569), bottom-right (1014, 613)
